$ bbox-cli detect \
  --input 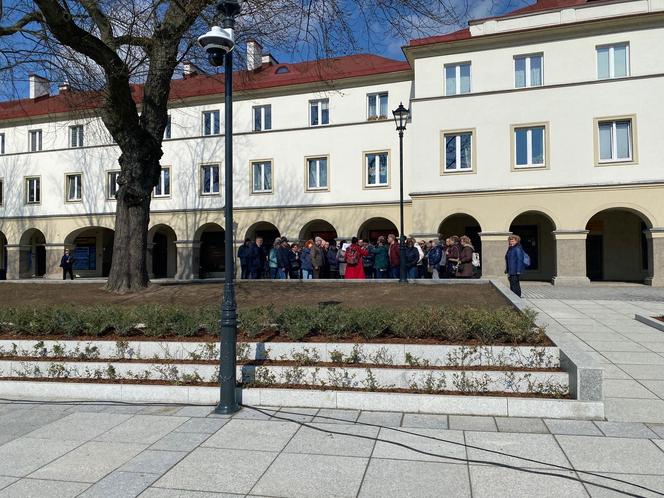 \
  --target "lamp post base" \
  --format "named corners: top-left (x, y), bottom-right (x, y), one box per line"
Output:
top-left (214, 401), bottom-right (241, 414)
